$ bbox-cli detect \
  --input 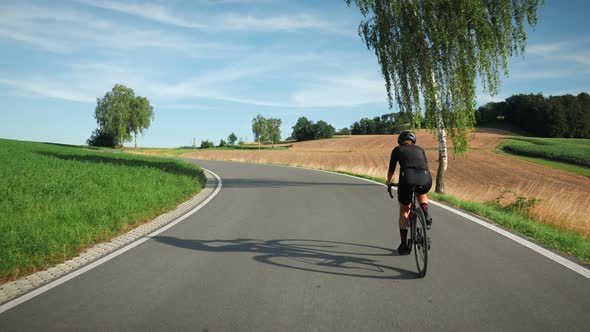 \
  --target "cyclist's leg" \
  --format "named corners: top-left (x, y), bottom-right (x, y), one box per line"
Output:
top-left (397, 185), bottom-right (412, 254)
top-left (417, 174), bottom-right (433, 226)
top-left (417, 193), bottom-right (432, 226)
top-left (418, 194), bottom-right (428, 204)
top-left (398, 202), bottom-right (410, 230)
